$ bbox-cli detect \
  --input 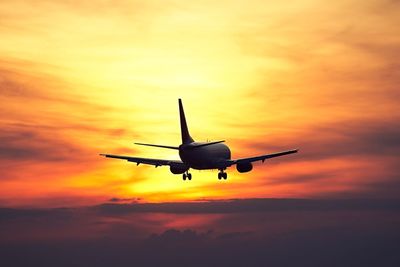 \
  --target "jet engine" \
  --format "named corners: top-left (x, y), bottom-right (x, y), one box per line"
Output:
top-left (170, 166), bottom-right (189, 174)
top-left (236, 162), bottom-right (253, 173)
